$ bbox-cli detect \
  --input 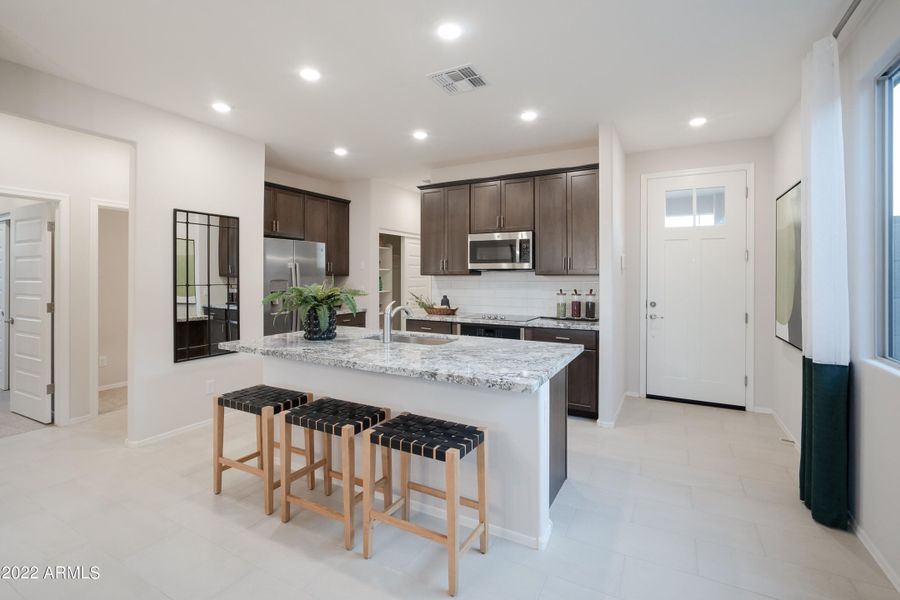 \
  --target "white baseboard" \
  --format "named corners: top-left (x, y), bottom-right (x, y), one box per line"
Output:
top-left (598, 393), bottom-right (630, 428)
top-left (58, 414), bottom-right (92, 426)
top-left (125, 411), bottom-right (243, 447)
top-left (409, 498), bottom-right (546, 550)
top-left (98, 381), bottom-right (127, 392)
top-left (851, 517), bottom-right (900, 593)
top-left (750, 406), bottom-right (800, 456)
